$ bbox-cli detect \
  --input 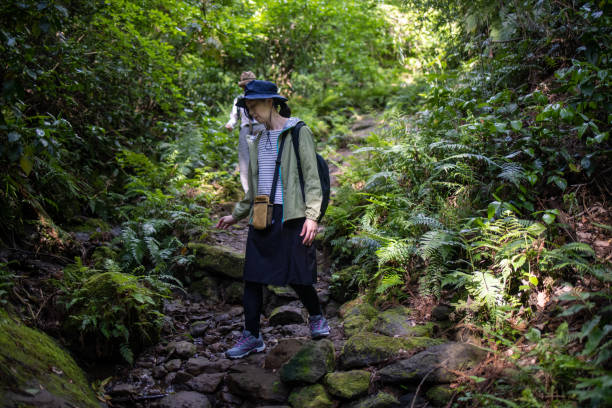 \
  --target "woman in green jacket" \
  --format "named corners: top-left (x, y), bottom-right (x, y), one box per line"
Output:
top-left (216, 80), bottom-right (330, 359)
